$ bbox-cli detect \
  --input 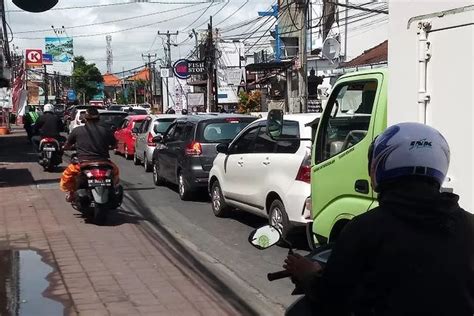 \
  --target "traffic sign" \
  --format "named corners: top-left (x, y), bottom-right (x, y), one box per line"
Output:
top-left (25, 49), bottom-right (43, 67)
